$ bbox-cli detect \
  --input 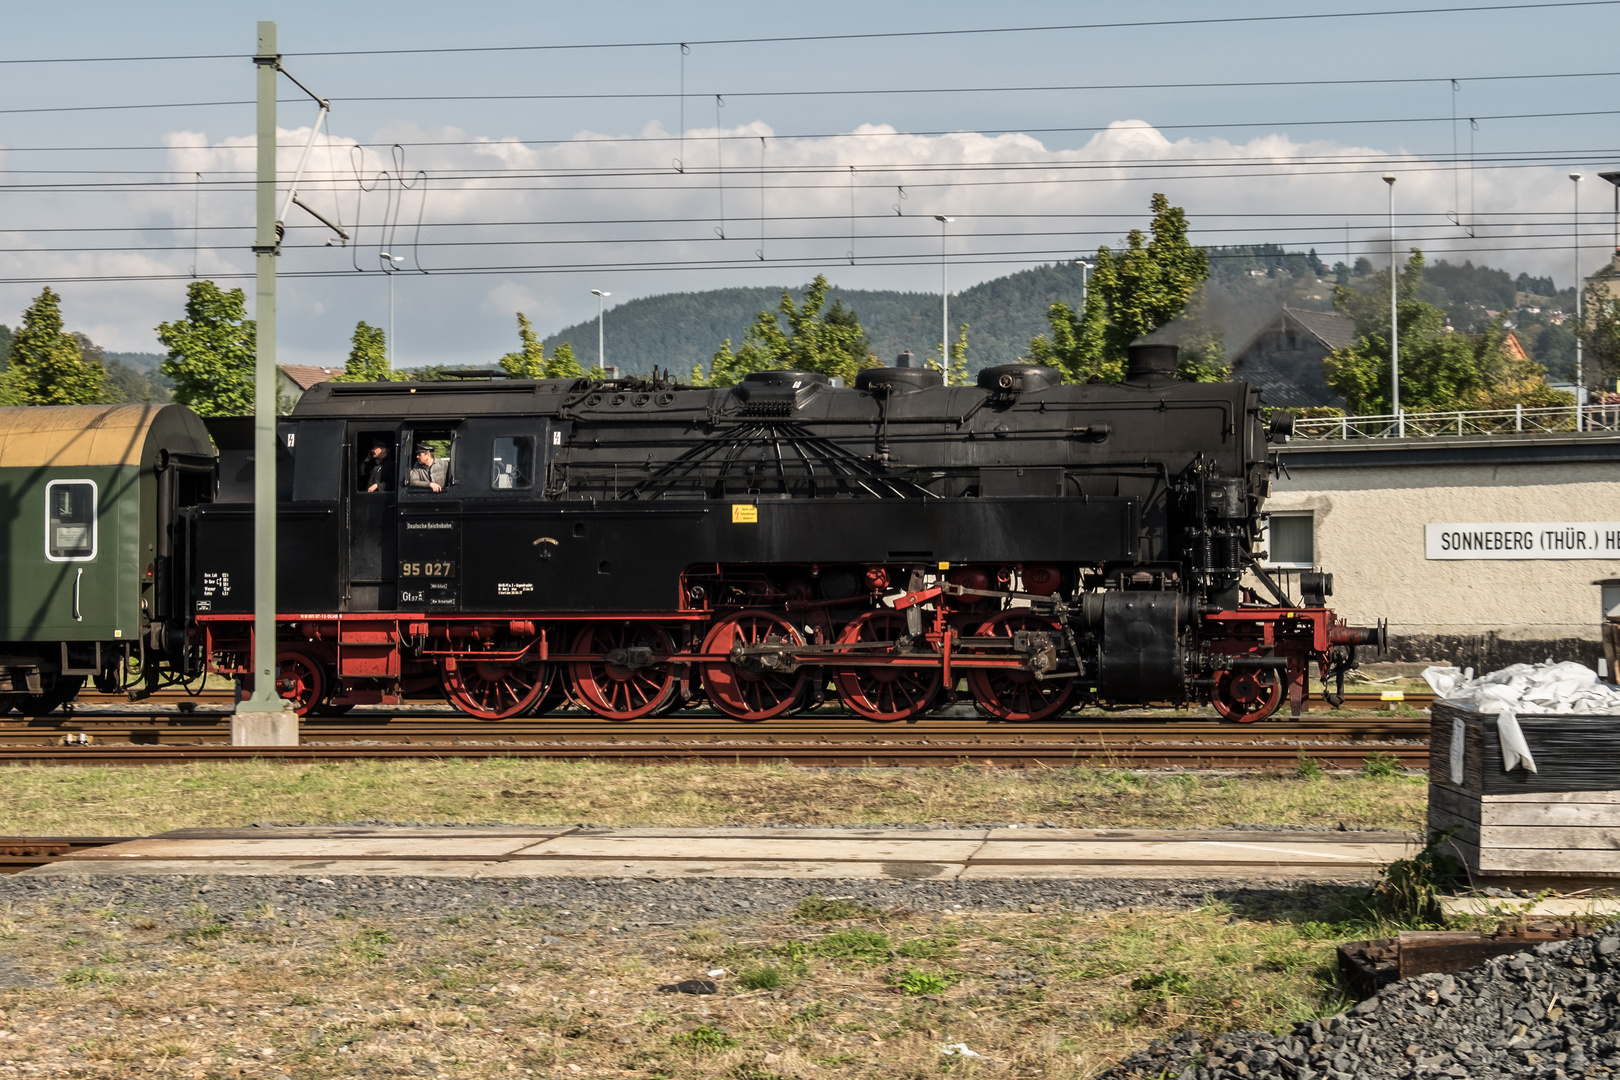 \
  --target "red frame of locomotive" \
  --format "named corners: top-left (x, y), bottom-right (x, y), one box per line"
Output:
top-left (197, 571), bottom-right (1360, 724)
